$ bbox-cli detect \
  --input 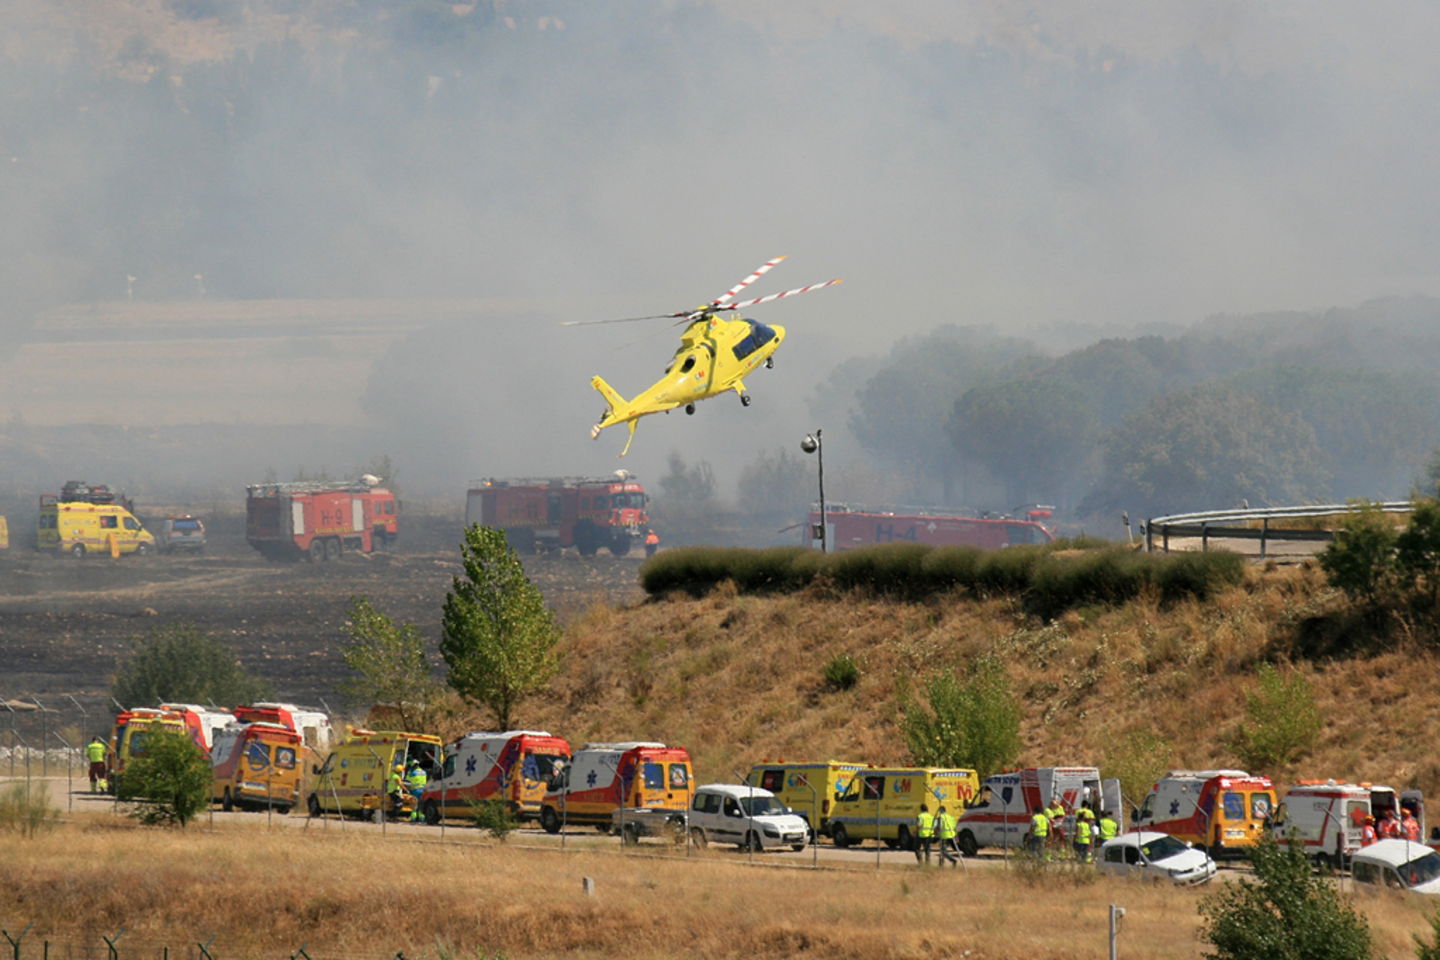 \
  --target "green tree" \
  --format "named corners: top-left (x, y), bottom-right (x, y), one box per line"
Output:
top-left (736, 447), bottom-right (813, 522)
top-left (111, 623), bottom-right (271, 708)
top-left (901, 655), bottom-right (1021, 779)
top-left (440, 525), bottom-right (561, 730)
top-left (1318, 502), bottom-right (1400, 611)
top-left (339, 596), bottom-right (445, 731)
top-left (947, 377), bottom-right (1097, 507)
top-left (657, 452), bottom-right (716, 506)
top-left (1396, 497), bottom-right (1440, 612)
top-left (1081, 385), bottom-right (1329, 518)
top-left (1101, 728), bottom-right (1171, 819)
top-left (1231, 663), bottom-right (1322, 771)
top-left (1199, 835), bottom-right (1374, 960)
top-left (116, 730), bottom-right (213, 827)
